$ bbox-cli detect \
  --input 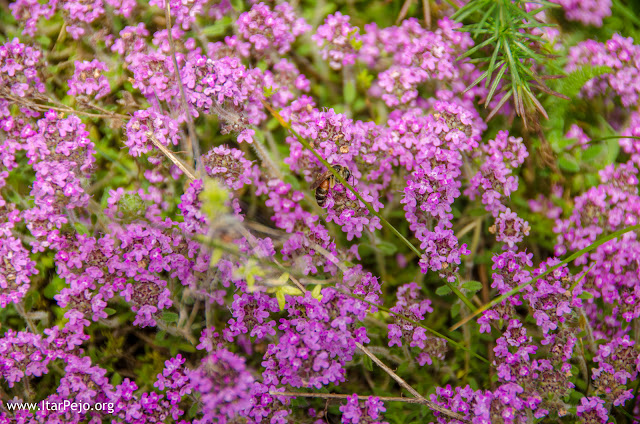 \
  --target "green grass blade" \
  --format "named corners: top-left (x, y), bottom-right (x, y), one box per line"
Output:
top-left (450, 223), bottom-right (640, 331)
top-left (486, 61), bottom-right (507, 104)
